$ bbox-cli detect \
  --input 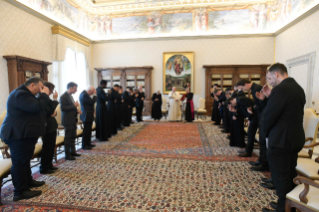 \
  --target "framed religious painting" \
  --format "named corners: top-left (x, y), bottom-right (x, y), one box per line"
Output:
top-left (163, 52), bottom-right (194, 94)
